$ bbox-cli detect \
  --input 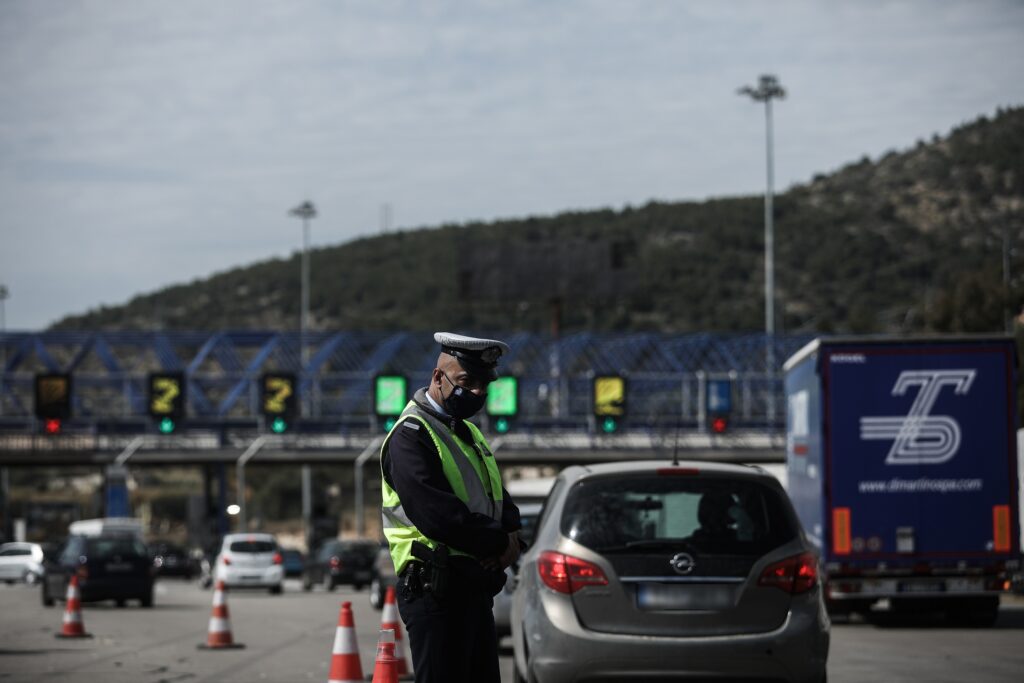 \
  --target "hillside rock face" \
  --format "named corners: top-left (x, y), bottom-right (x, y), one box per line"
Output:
top-left (54, 107), bottom-right (1024, 335)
